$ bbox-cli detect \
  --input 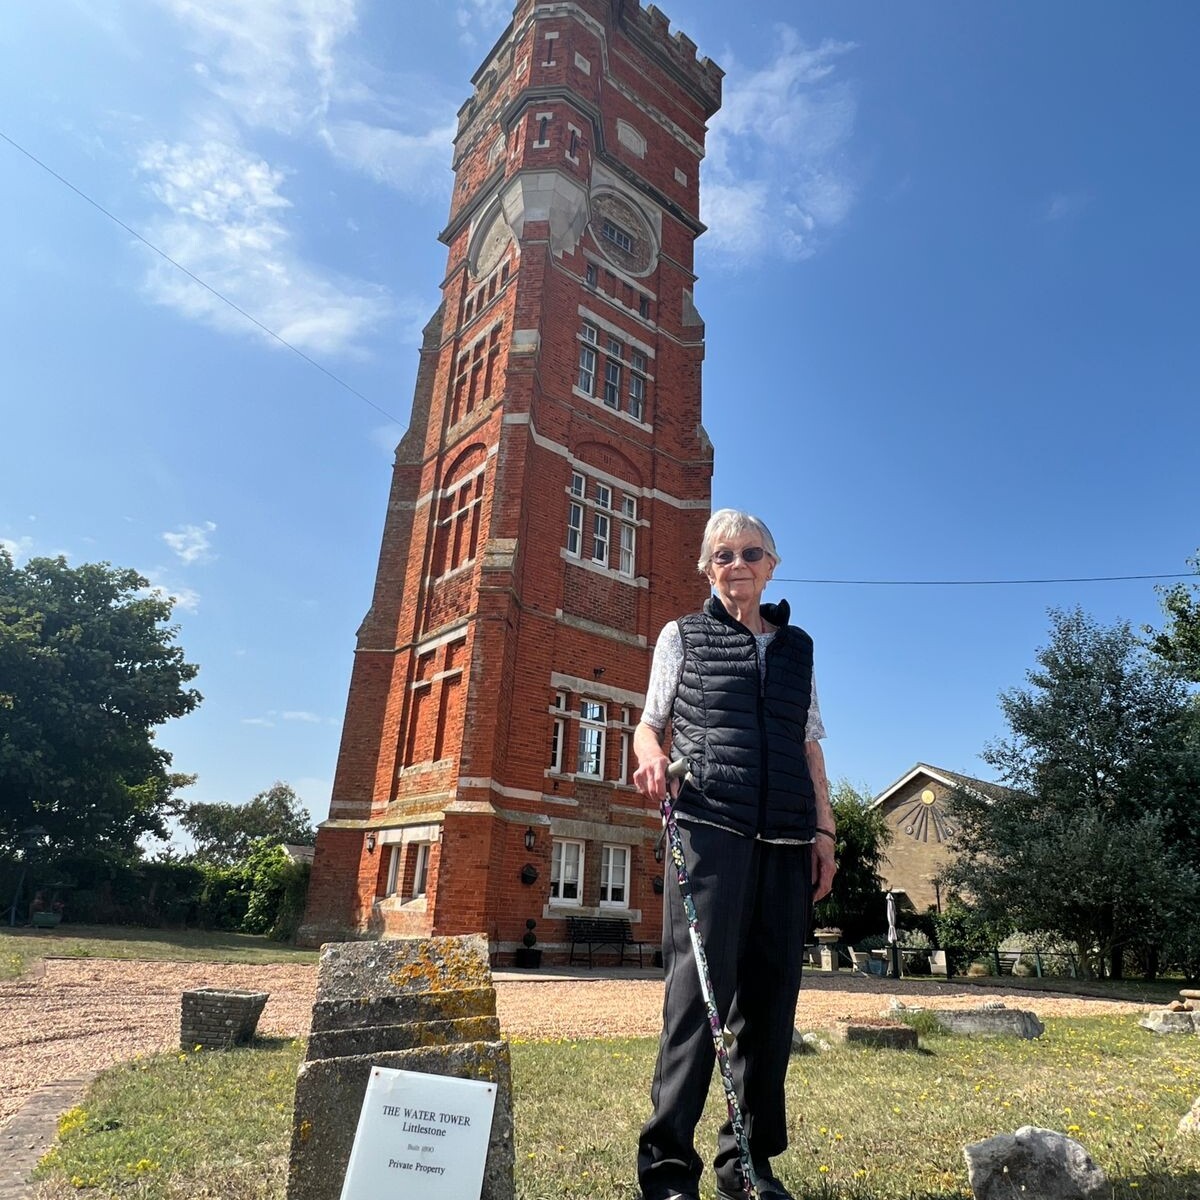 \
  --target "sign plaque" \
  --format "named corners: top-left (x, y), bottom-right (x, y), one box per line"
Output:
top-left (340, 1067), bottom-right (498, 1199)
